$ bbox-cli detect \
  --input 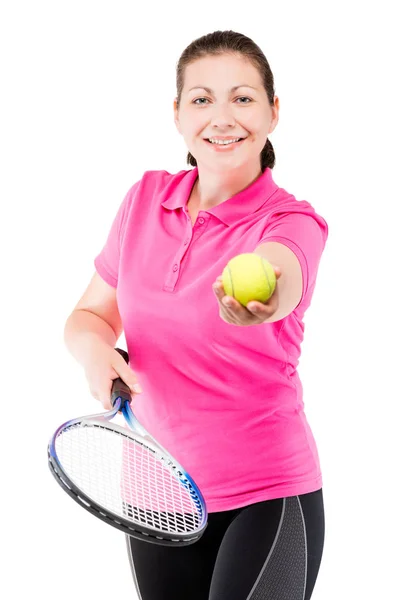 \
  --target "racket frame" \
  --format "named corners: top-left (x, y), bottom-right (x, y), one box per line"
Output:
top-left (48, 397), bottom-right (208, 546)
